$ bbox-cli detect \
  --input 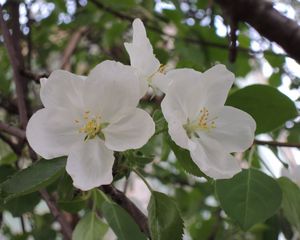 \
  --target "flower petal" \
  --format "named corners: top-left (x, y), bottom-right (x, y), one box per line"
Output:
top-left (188, 136), bottom-right (241, 179)
top-left (151, 72), bottom-right (172, 93)
top-left (124, 18), bottom-right (160, 81)
top-left (161, 68), bottom-right (205, 122)
top-left (203, 106), bottom-right (256, 152)
top-left (85, 60), bottom-right (140, 122)
top-left (66, 138), bottom-right (114, 191)
top-left (40, 70), bottom-right (85, 110)
top-left (103, 108), bottom-right (155, 151)
top-left (167, 119), bottom-right (190, 149)
top-left (26, 108), bottom-right (81, 159)
top-left (200, 64), bottom-right (234, 112)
